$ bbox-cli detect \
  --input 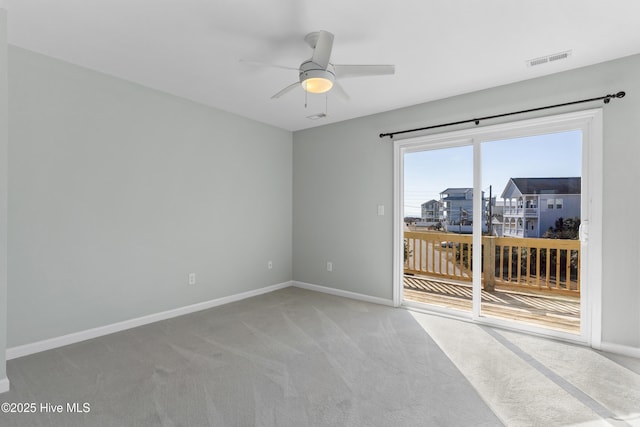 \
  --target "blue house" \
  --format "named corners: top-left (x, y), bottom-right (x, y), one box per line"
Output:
top-left (440, 188), bottom-right (487, 234)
